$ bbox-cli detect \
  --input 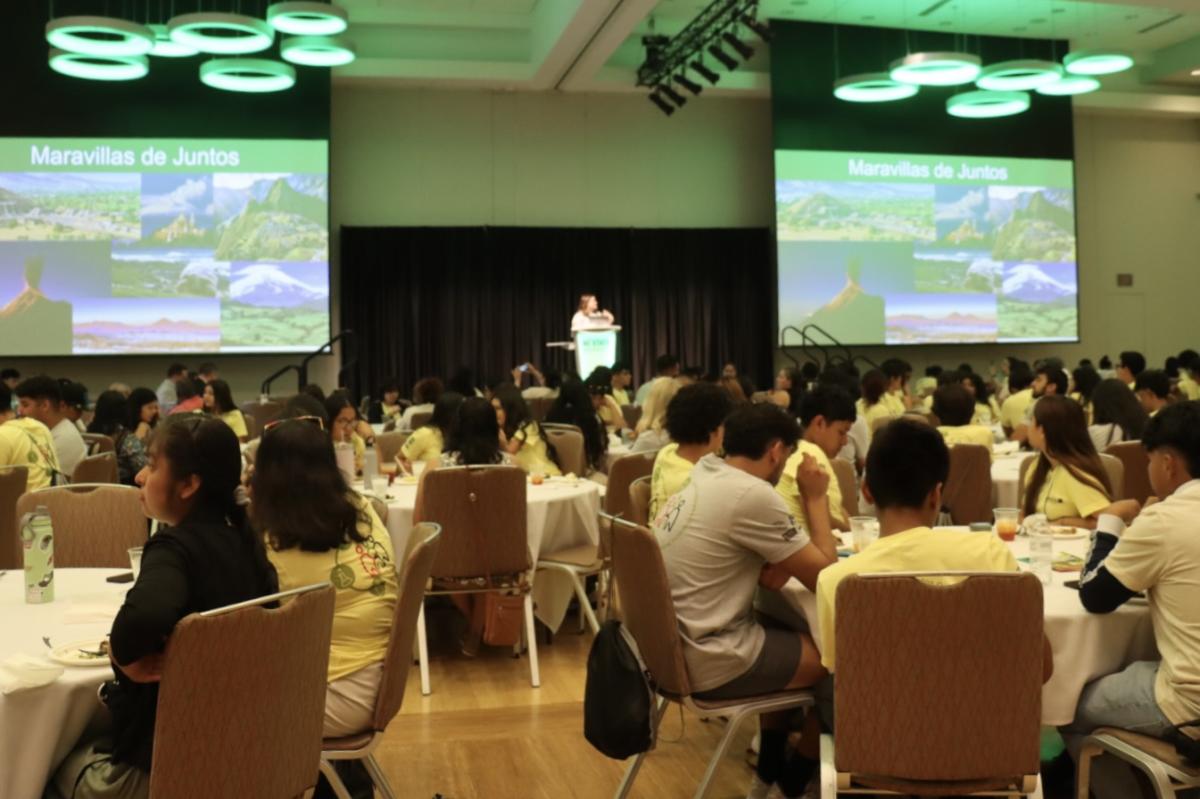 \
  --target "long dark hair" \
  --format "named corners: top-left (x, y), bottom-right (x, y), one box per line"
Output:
top-left (962, 372), bottom-right (991, 405)
top-left (427, 391), bottom-right (464, 438)
top-left (1023, 395), bottom-right (1111, 517)
top-left (127, 387), bottom-right (158, 431)
top-left (1090, 378), bottom-right (1147, 442)
top-left (251, 419), bottom-right (366, 552)
top-left (860, 369), bottom-right (886, 407)
top-left (546, 377), bottom-right (607, 469)
top-left (88, 390), bottom-right (130, 437)
top-left (1072, 367), bottom-right (1101, 404)
top-left (493, 385), bottom-right (560, 468)
top-left (447, 396), bottom-right (504, 465)
top-left (207, 379), bottom-right (238, 415)
top-left (152, 416), bottom-right (276, 587)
